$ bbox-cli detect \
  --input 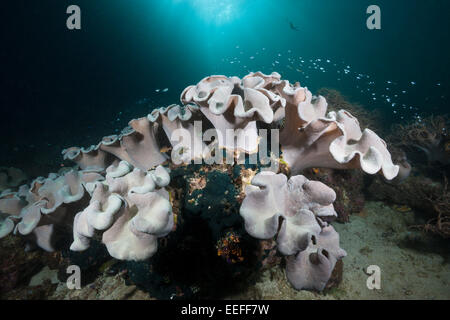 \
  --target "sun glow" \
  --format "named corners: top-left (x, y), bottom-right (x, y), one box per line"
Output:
top-left (177, 0), bottom-right (242, 25)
